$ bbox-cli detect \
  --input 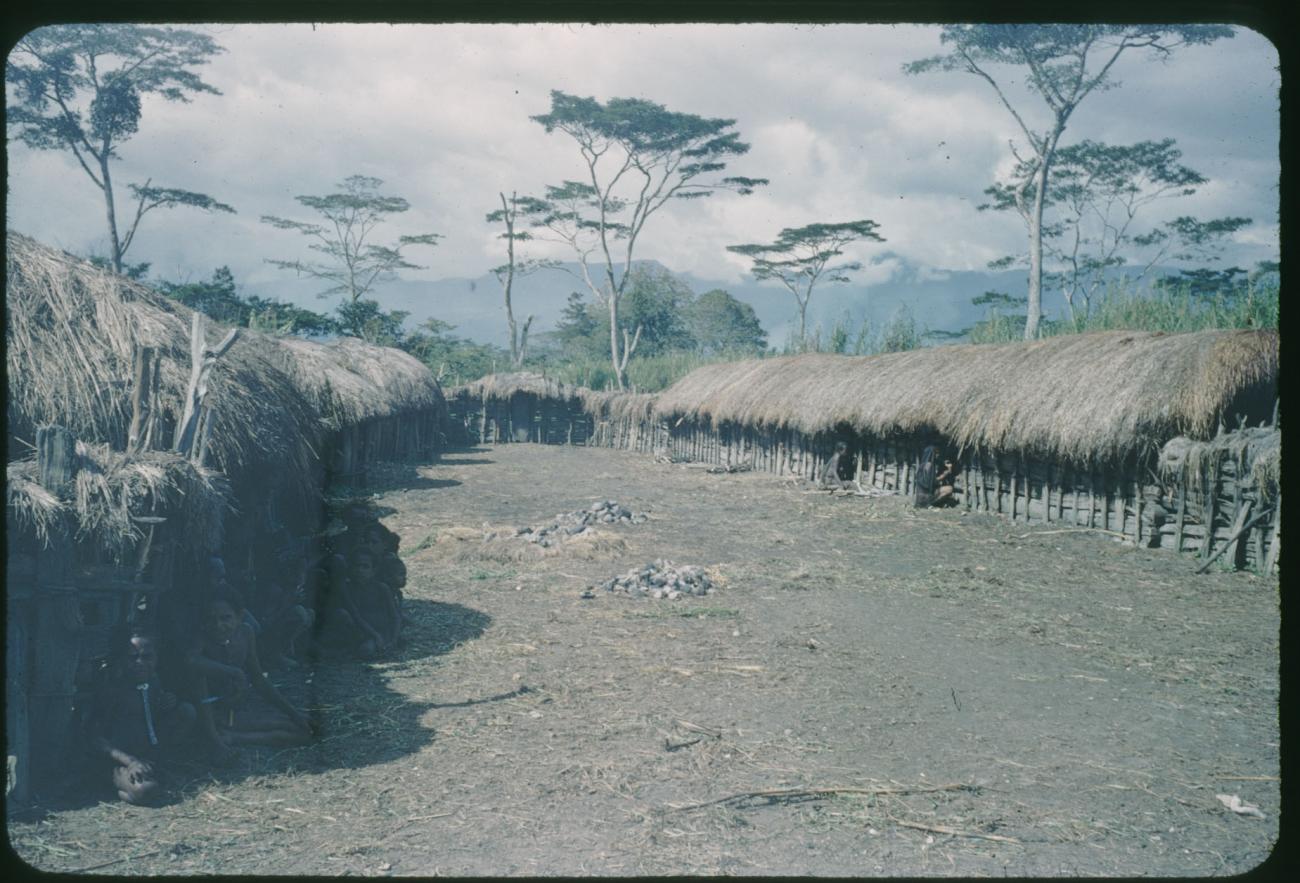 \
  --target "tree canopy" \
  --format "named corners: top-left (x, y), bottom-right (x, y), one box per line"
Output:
top-left (727, 220), bottom-right (884, 348)
top-left (905, 24), bottom-right (1234, 338)
top-left (261, 175), bottom-right (440, 304)
top-left (980, 138), bottom-right (1246, 323)
top-left (7, 24), bottom-right (233, 273)
top-left (529, 89), bottom-right (766, 388)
